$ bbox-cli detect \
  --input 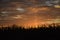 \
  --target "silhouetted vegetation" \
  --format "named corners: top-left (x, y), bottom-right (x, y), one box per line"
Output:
top-left (0, 23), bottom-right (60, 40)
top-left (0, 23), bottom-right (60, 32)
